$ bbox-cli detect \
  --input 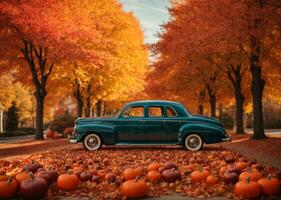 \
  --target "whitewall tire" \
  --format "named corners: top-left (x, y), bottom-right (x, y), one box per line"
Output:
top-left (184, 134), bottom-right (203, 151)
top-left (83, 133), bottom-right (102, 151)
